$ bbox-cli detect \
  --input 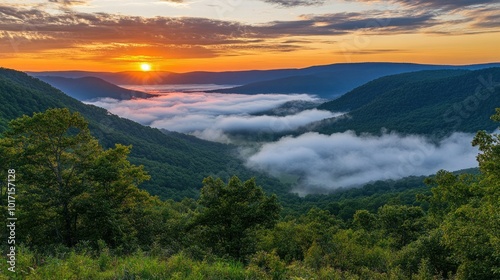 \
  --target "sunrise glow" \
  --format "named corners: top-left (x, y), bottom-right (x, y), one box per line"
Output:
top-left (140, 63), bottom-right (152, 72)
top-left (0, 1), bottom-right (498, 72)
